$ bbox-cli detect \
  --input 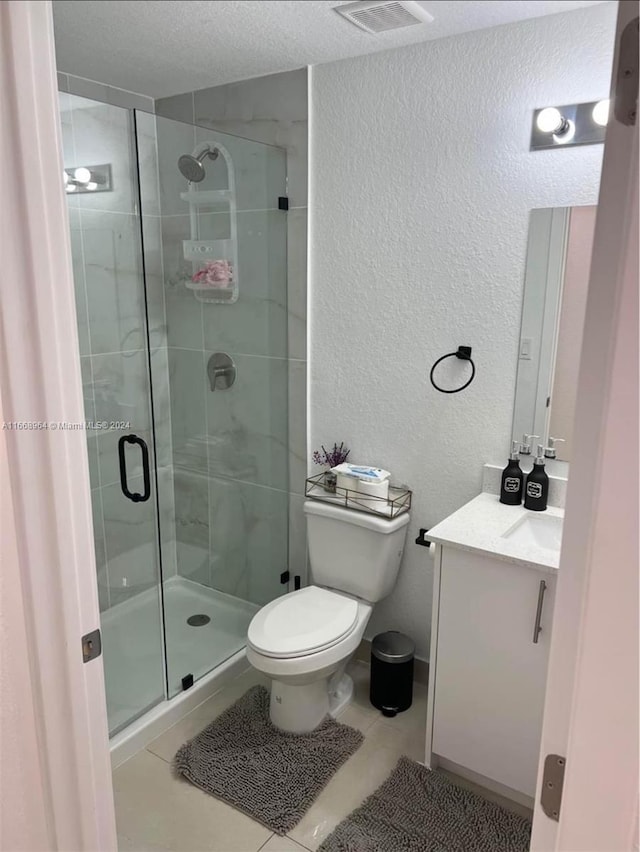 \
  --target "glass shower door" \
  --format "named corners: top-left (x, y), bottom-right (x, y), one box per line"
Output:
top-left (60, 92), bottom-right (166, 735)
top-left (136, 112), bottom-right (290, 698)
